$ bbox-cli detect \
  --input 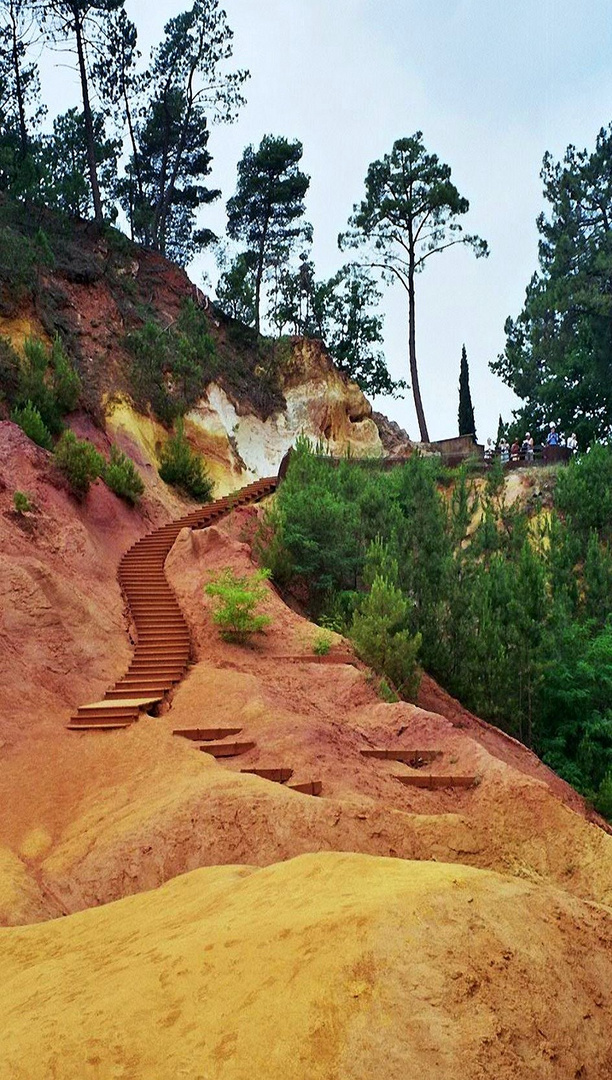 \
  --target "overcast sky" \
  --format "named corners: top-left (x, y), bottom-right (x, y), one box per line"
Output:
top-left (41, 0), bottom-right (612, 441)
